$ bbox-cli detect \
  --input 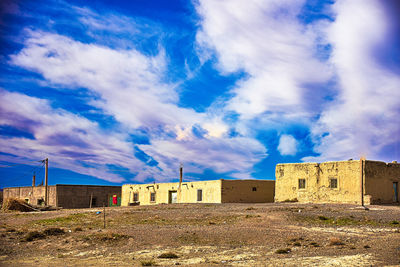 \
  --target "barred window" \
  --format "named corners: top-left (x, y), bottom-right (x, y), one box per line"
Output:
top-left (150, 192), bottom-right (156, 202)
top-left (298, 179), bottom-right (306, 189)
top-left (329, 178), bottom-right (338, 189)
top-left (133, 193), bottom-right (139, 202)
